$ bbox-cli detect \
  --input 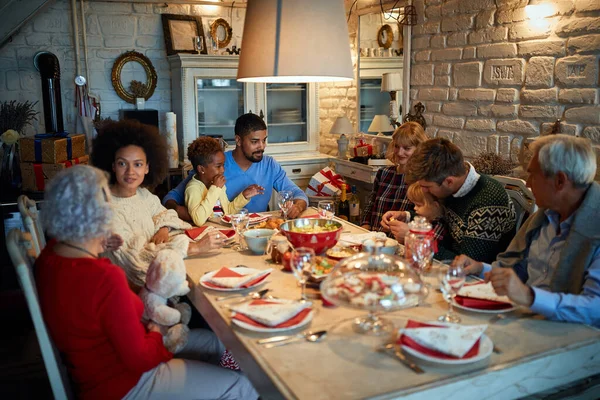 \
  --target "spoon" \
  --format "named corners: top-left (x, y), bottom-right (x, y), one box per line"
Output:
top-left (262, 330), bottom-right (327, 348)
top-left (215, 289), bottom-right (269, 302)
